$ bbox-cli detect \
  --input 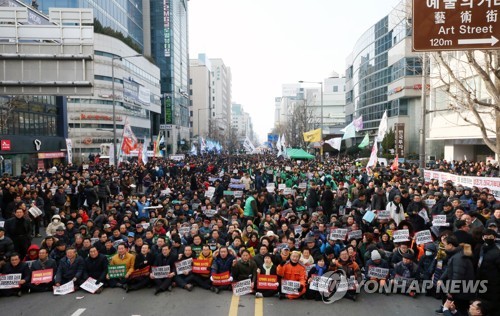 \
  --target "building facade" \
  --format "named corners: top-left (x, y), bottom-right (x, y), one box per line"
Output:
top-left (231, 103), bottom-right (253, 143)
top-left (189, 54), bottom-right (213, 138)
top-left (345, 0), bottom-right (426, 158)
top-left (209, 58), bottom-right (232, 143)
